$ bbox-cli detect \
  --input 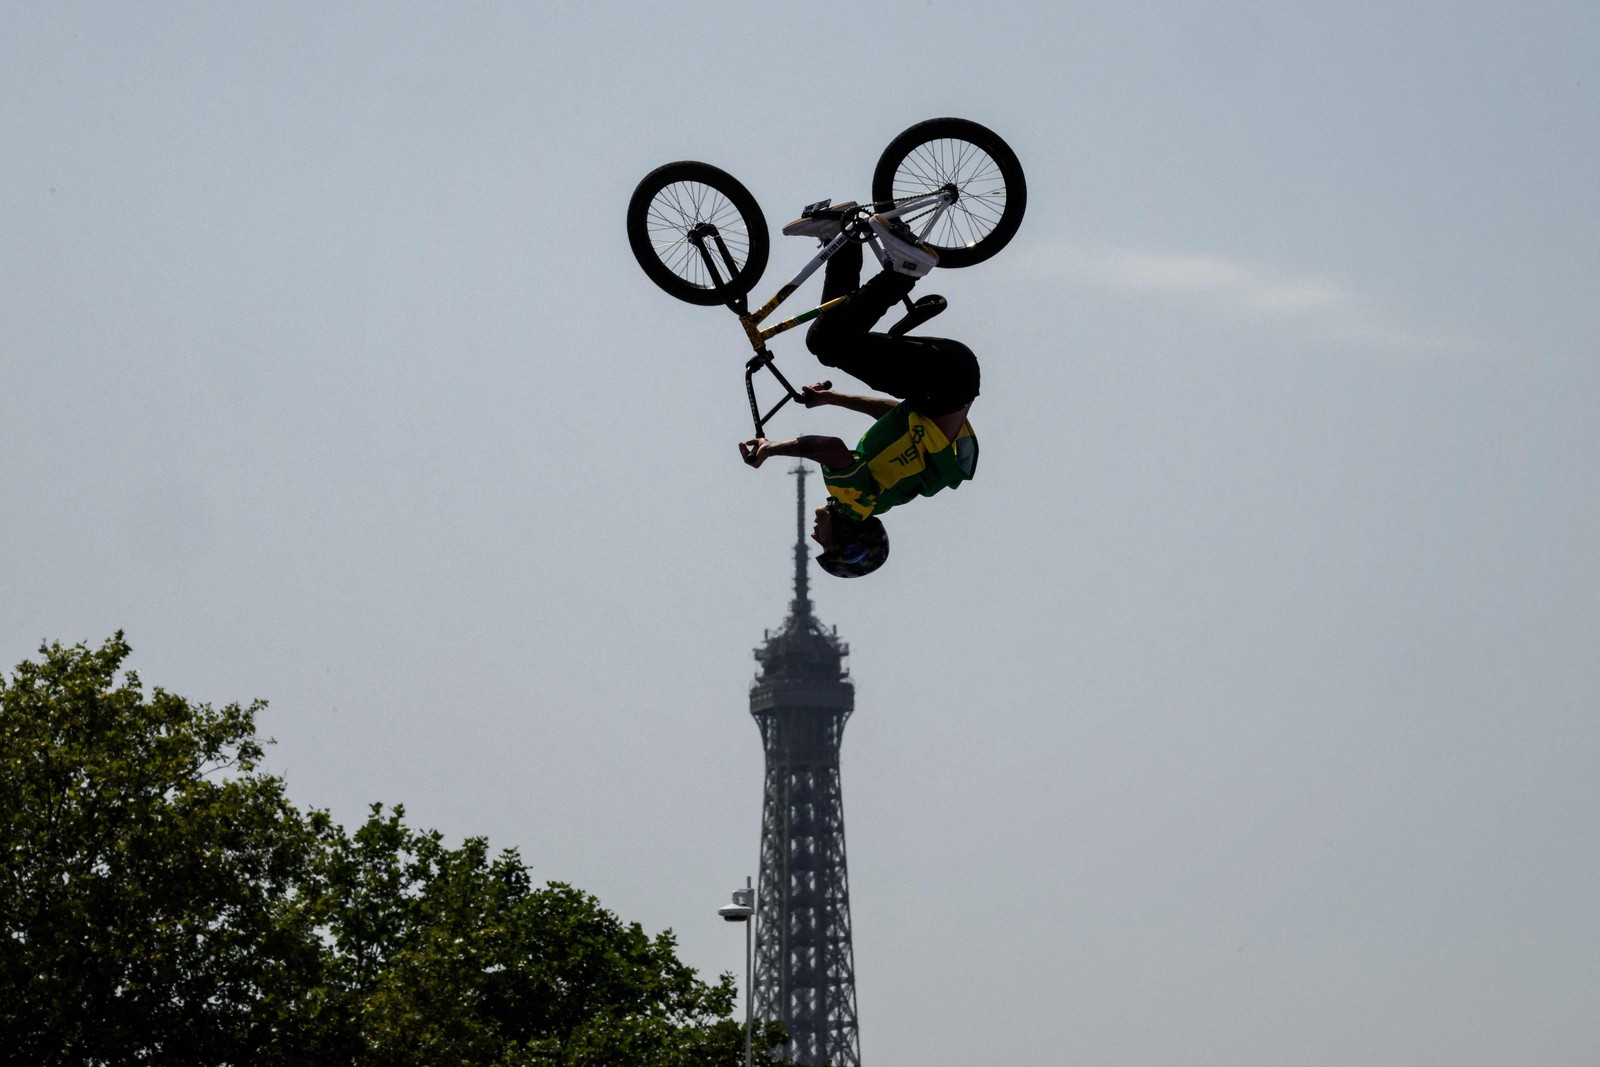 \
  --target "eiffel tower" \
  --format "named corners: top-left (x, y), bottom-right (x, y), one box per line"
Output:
top-left (749, 466), bottom-right (862, 1067)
